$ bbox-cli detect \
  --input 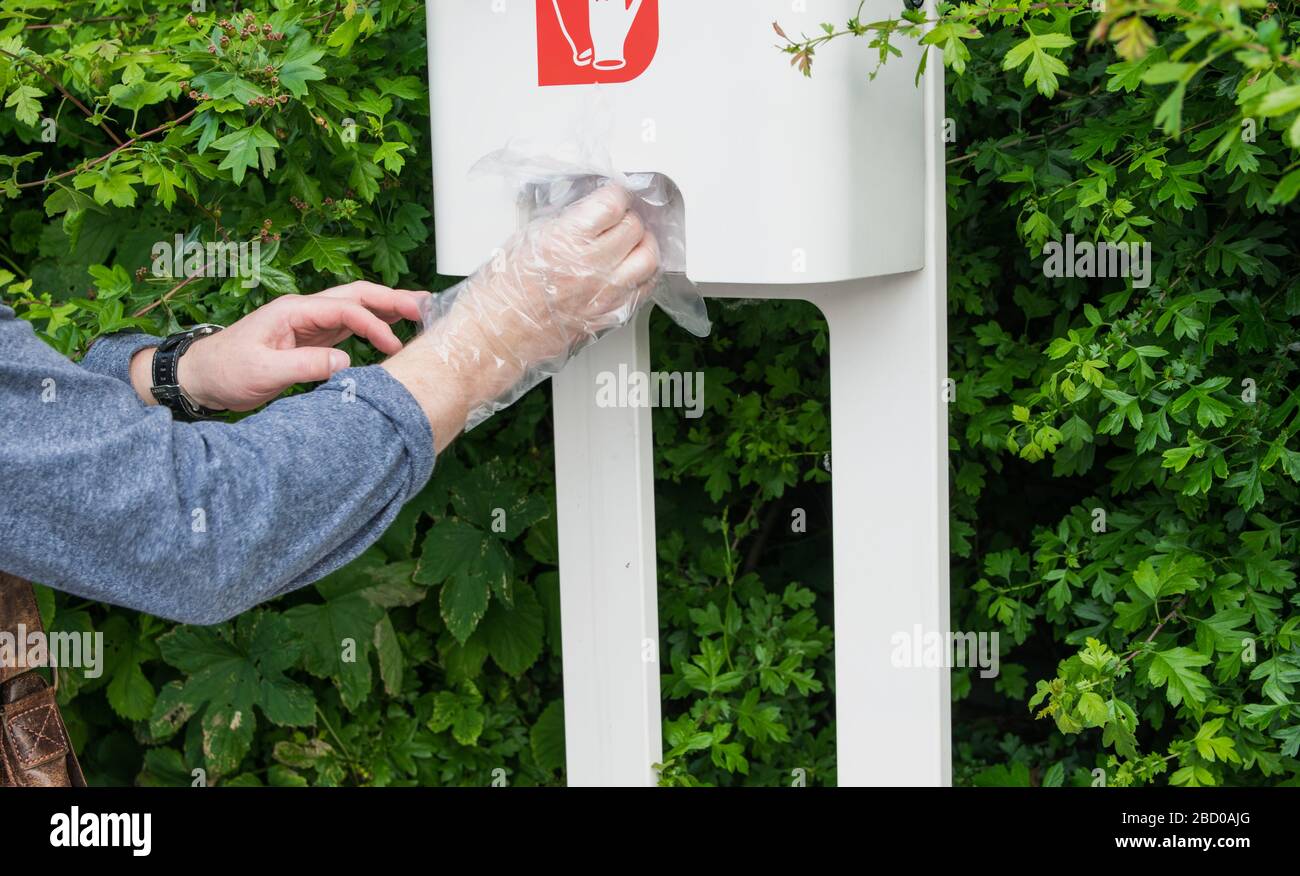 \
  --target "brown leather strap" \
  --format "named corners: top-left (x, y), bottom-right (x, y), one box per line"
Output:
top-left (0, 572), bottom-right (87, 787)
top-left (0, 575), bottom-right (43, 686)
